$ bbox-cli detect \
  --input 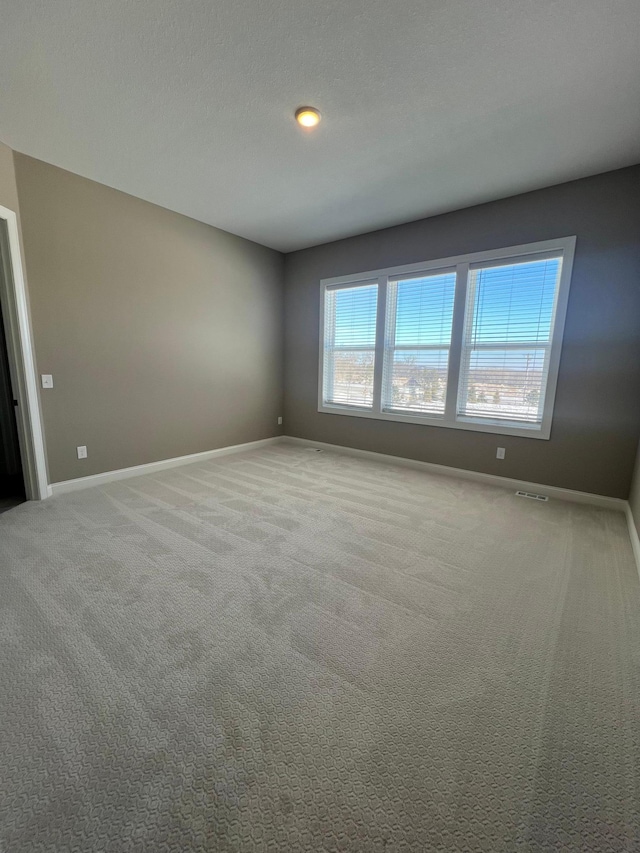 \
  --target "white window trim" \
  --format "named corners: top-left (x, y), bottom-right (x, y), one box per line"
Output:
top-left (318, 236), bottom-right (576, 441)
